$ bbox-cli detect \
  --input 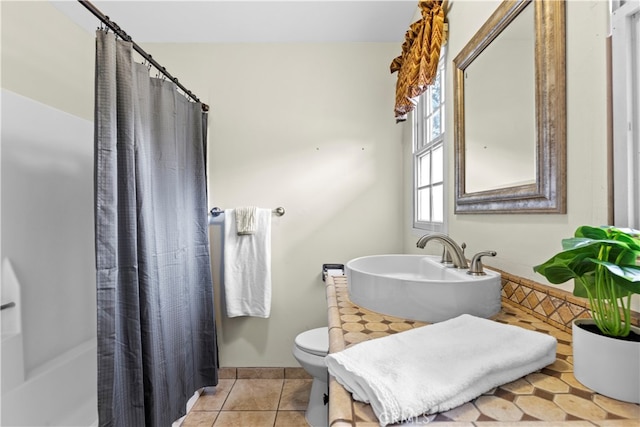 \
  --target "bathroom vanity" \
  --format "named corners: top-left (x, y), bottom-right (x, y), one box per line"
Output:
top-left (325, 274), bottom-right (640, 426)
